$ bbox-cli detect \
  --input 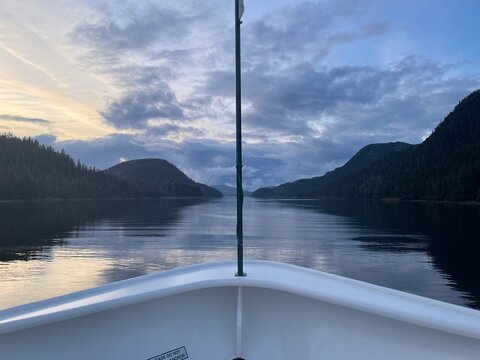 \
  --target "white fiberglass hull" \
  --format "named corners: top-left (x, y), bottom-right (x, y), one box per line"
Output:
top-left (1, 261), bottom-right (479, 359)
